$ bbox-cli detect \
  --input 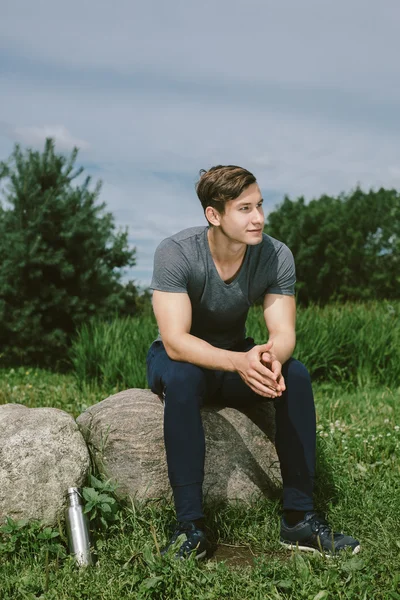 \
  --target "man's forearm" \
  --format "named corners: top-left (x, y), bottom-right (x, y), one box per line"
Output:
top-left (165, 333), bottom-right (240, 372)
top-left (268, 331), bottom-right (296, 365)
